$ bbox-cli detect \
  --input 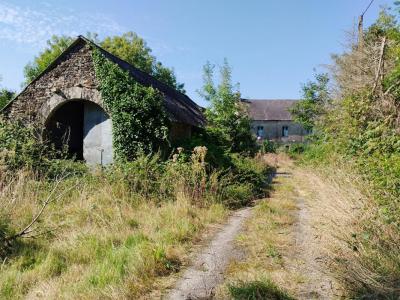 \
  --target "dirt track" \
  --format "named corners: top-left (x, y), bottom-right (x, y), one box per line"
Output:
top-left (165, 208), bottom-right (252, 299)
top-left (166, 154), bottom-right (348, 299)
